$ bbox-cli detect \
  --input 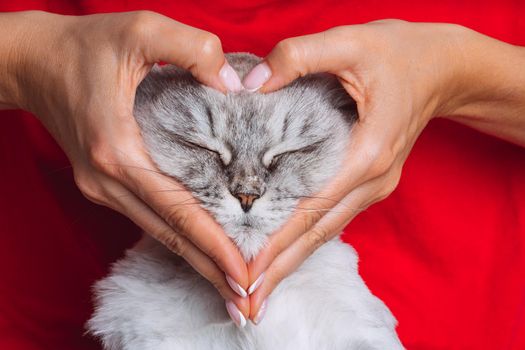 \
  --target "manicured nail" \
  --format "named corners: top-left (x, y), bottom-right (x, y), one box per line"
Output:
top-left (242, 62), bottom-right (272, 92)
top-left (219, 62), bottom-right (243, 92)
top-left (225, 300), bottom-right (247, 328)
top-left (226, 274), bottom-right (247, 298)
top-left (253, 298), bottom-right (267, 325)
top-left (248, 273), bottom-right (265, 295)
